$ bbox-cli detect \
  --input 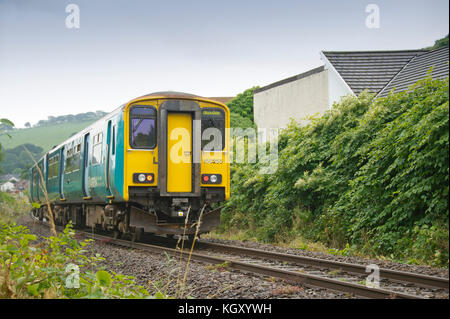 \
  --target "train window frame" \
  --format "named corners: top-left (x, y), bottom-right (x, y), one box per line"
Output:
top-left (201, 108), bottom-right (225, 151)
top-left (38, 161), bottom-right (45, 187)
top-left (32, 168), bottom-right (38, 194)
top-left (71, 143), bottom-right (82, 172)
top-left (129, 105), bottom-right (157, 150)
top-left (112, 125), bottom-right (116, 155)
top-left (48, 154), bottom-right (59, 180)
top-left (92, 132), bottom-right (103, 166)
top-left (65, 146), bottom-right (74, 173)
